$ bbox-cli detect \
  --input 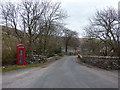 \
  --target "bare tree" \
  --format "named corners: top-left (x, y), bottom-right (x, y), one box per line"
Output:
top-left (1, 2), bottom-right (9, 27)
top-left (1, 2), bottom-right (20, 37)
top-left (69, 37), bottom-right (80, 52)
top-left (19, 0), bottom-right (47, 55)
top-left (63, 29), bottom-right (78, 53)
top-left (85, 7), bottom-right (120, 56)
top-left (40, 1), bottom-right (67, 55)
